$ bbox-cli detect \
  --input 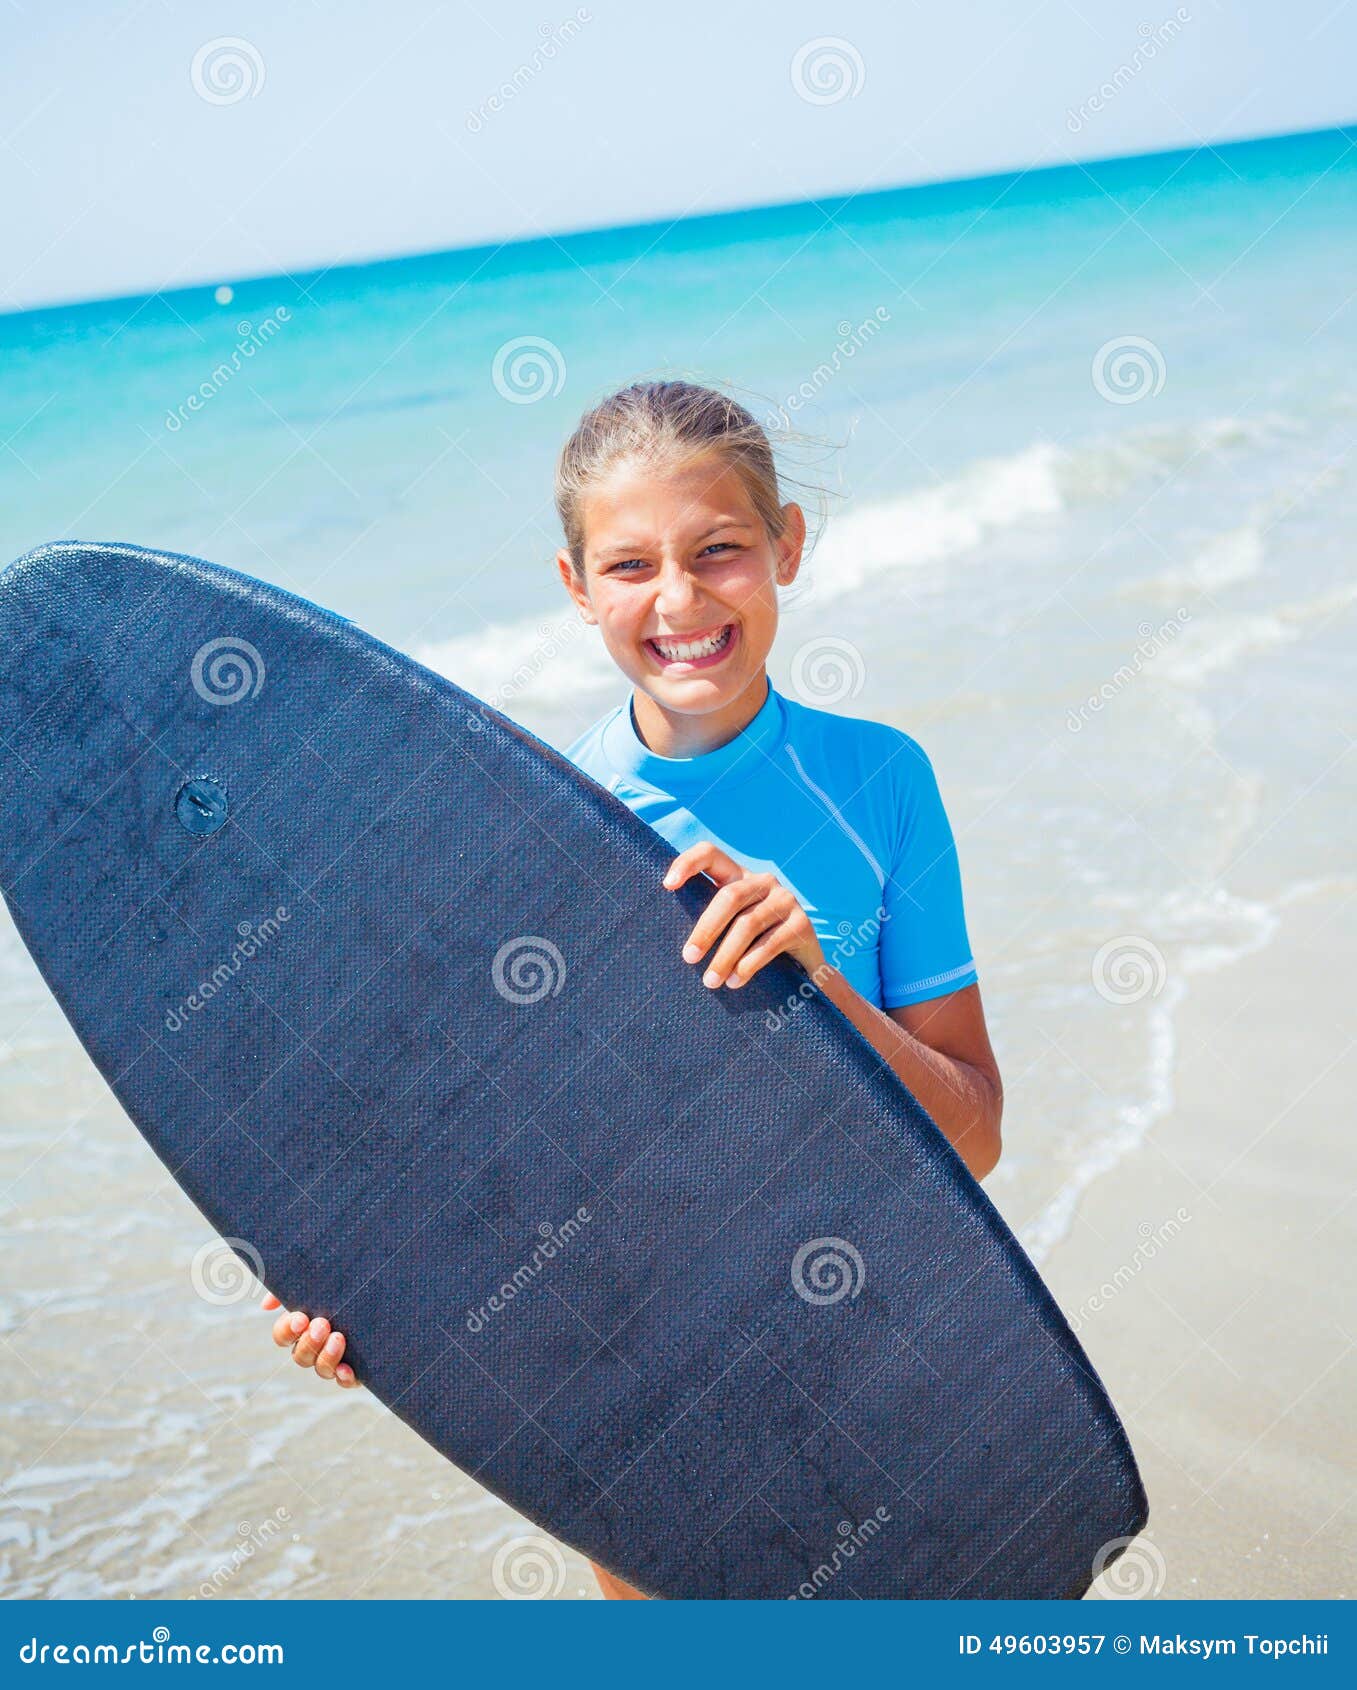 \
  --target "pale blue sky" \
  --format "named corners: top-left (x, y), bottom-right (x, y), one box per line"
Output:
top-left (4, 0), bottom-right (1354, 313)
